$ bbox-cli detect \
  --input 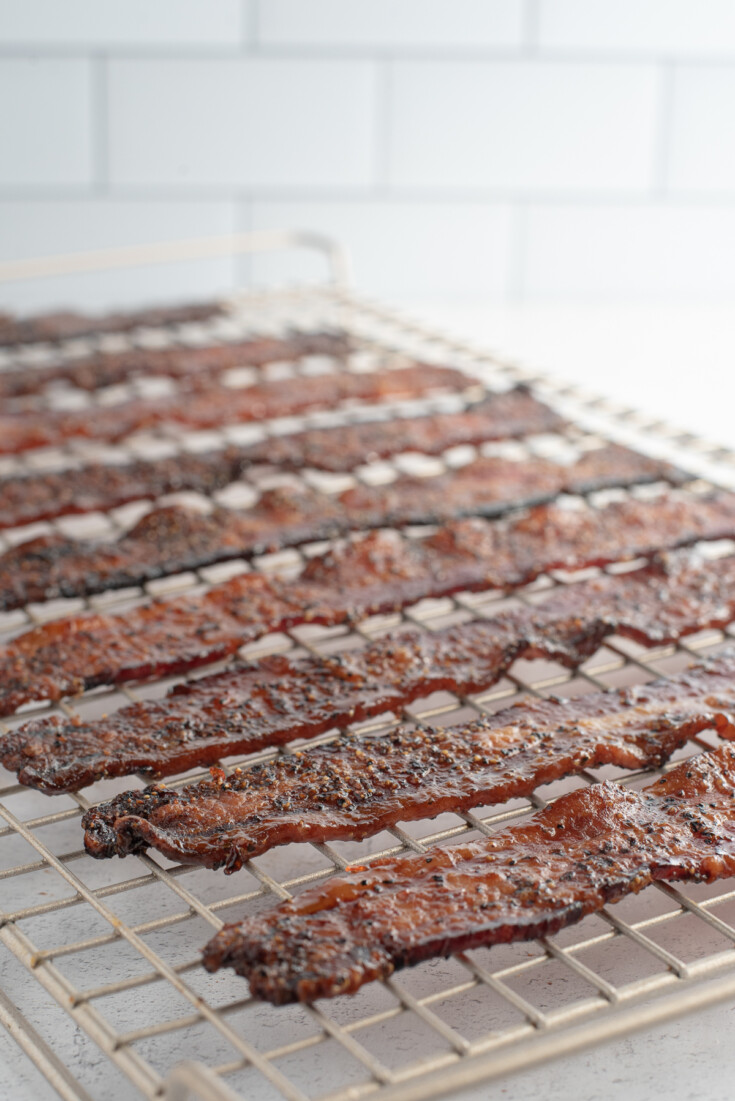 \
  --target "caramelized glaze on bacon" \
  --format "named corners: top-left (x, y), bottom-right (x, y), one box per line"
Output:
top-left (0, 390), bottom-right (564, 530)
top-left (81, 650), bottom-right (735, 867)
top-left (4, 547), bottom-right (735, 776)
top-left (241, 388), bottom-right (566, 472)
top-left (0, 447), bottom-right (688, 609)
top-left (1, 511), bottom-right (735, 716)
top-left (0, 363), bottom-right (472, 455)
top-left (0, 449), bottom-right (248, 530)
top-left (0, 300), bottom-right (225, 348)
top-left (202, 744), bottom-right (735, 1003)
top-left (0, 332), bottom-right (351, 400)
top-left (0, 616), bottom-right (605, 794)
